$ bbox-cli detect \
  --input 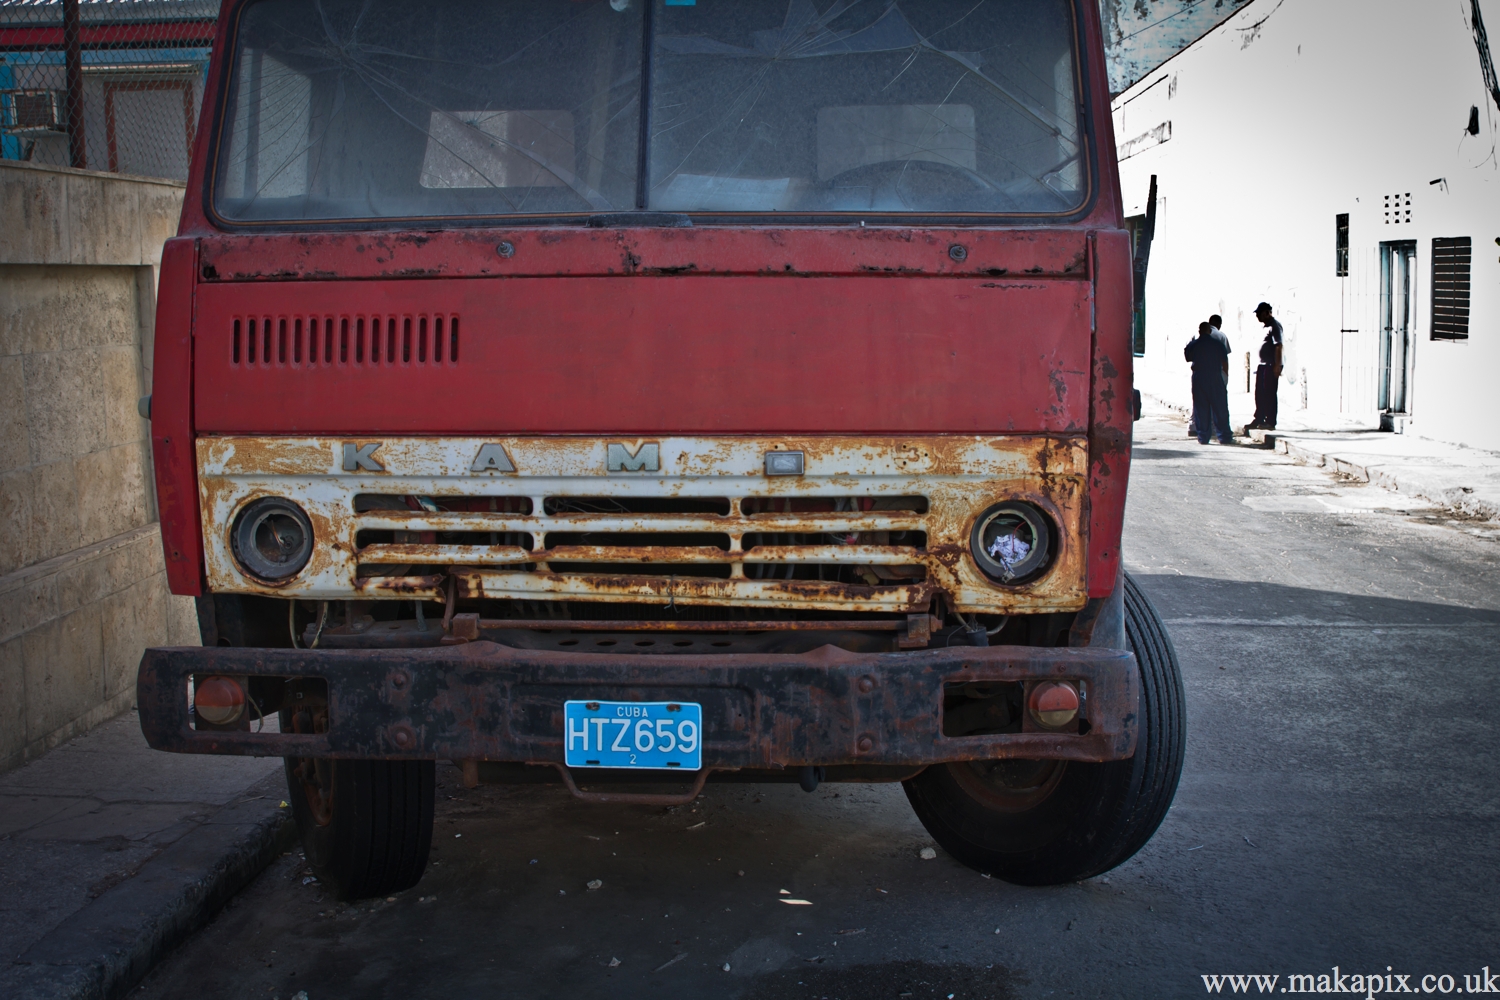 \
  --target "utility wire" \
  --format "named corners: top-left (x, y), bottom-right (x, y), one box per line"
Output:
top-left (1472, 0), bottom-right (1500, 113)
